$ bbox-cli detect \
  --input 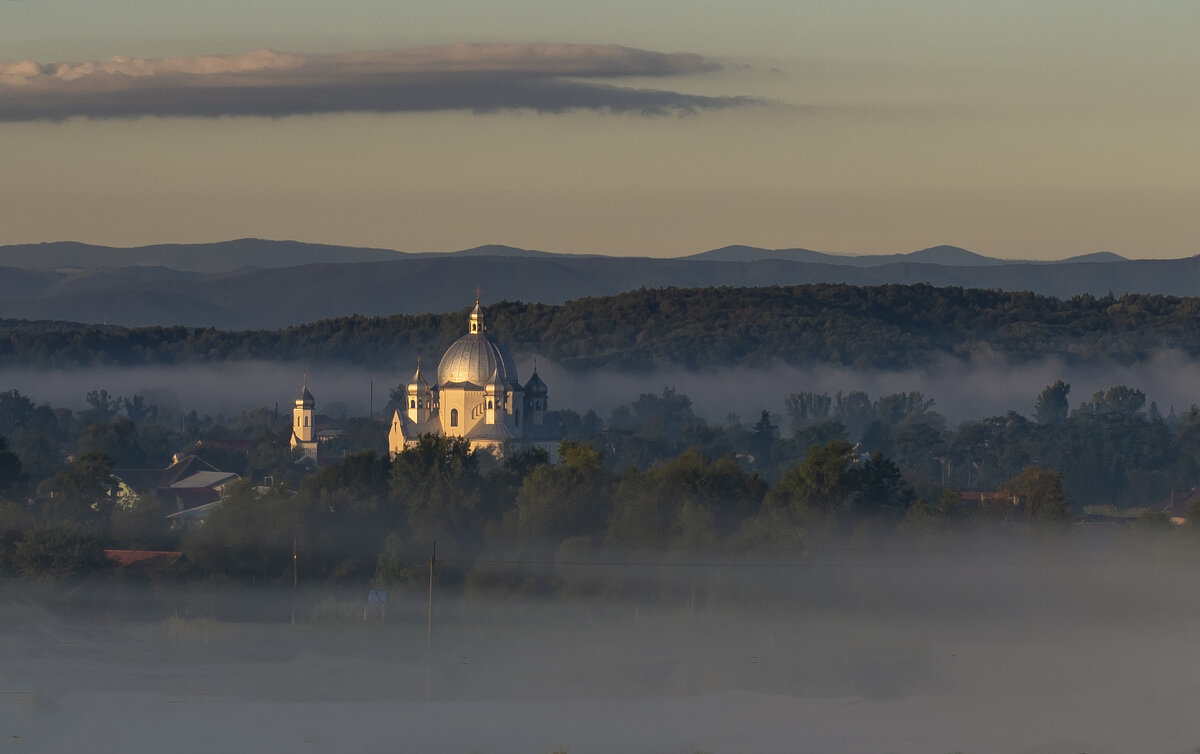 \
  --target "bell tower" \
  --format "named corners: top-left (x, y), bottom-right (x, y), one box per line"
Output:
top-left (406, 359), bottom-right (431, 423)
top-left (468, 292), bottom-right (485, 334)
top-left (293, 376), bottom-right (315, 445)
